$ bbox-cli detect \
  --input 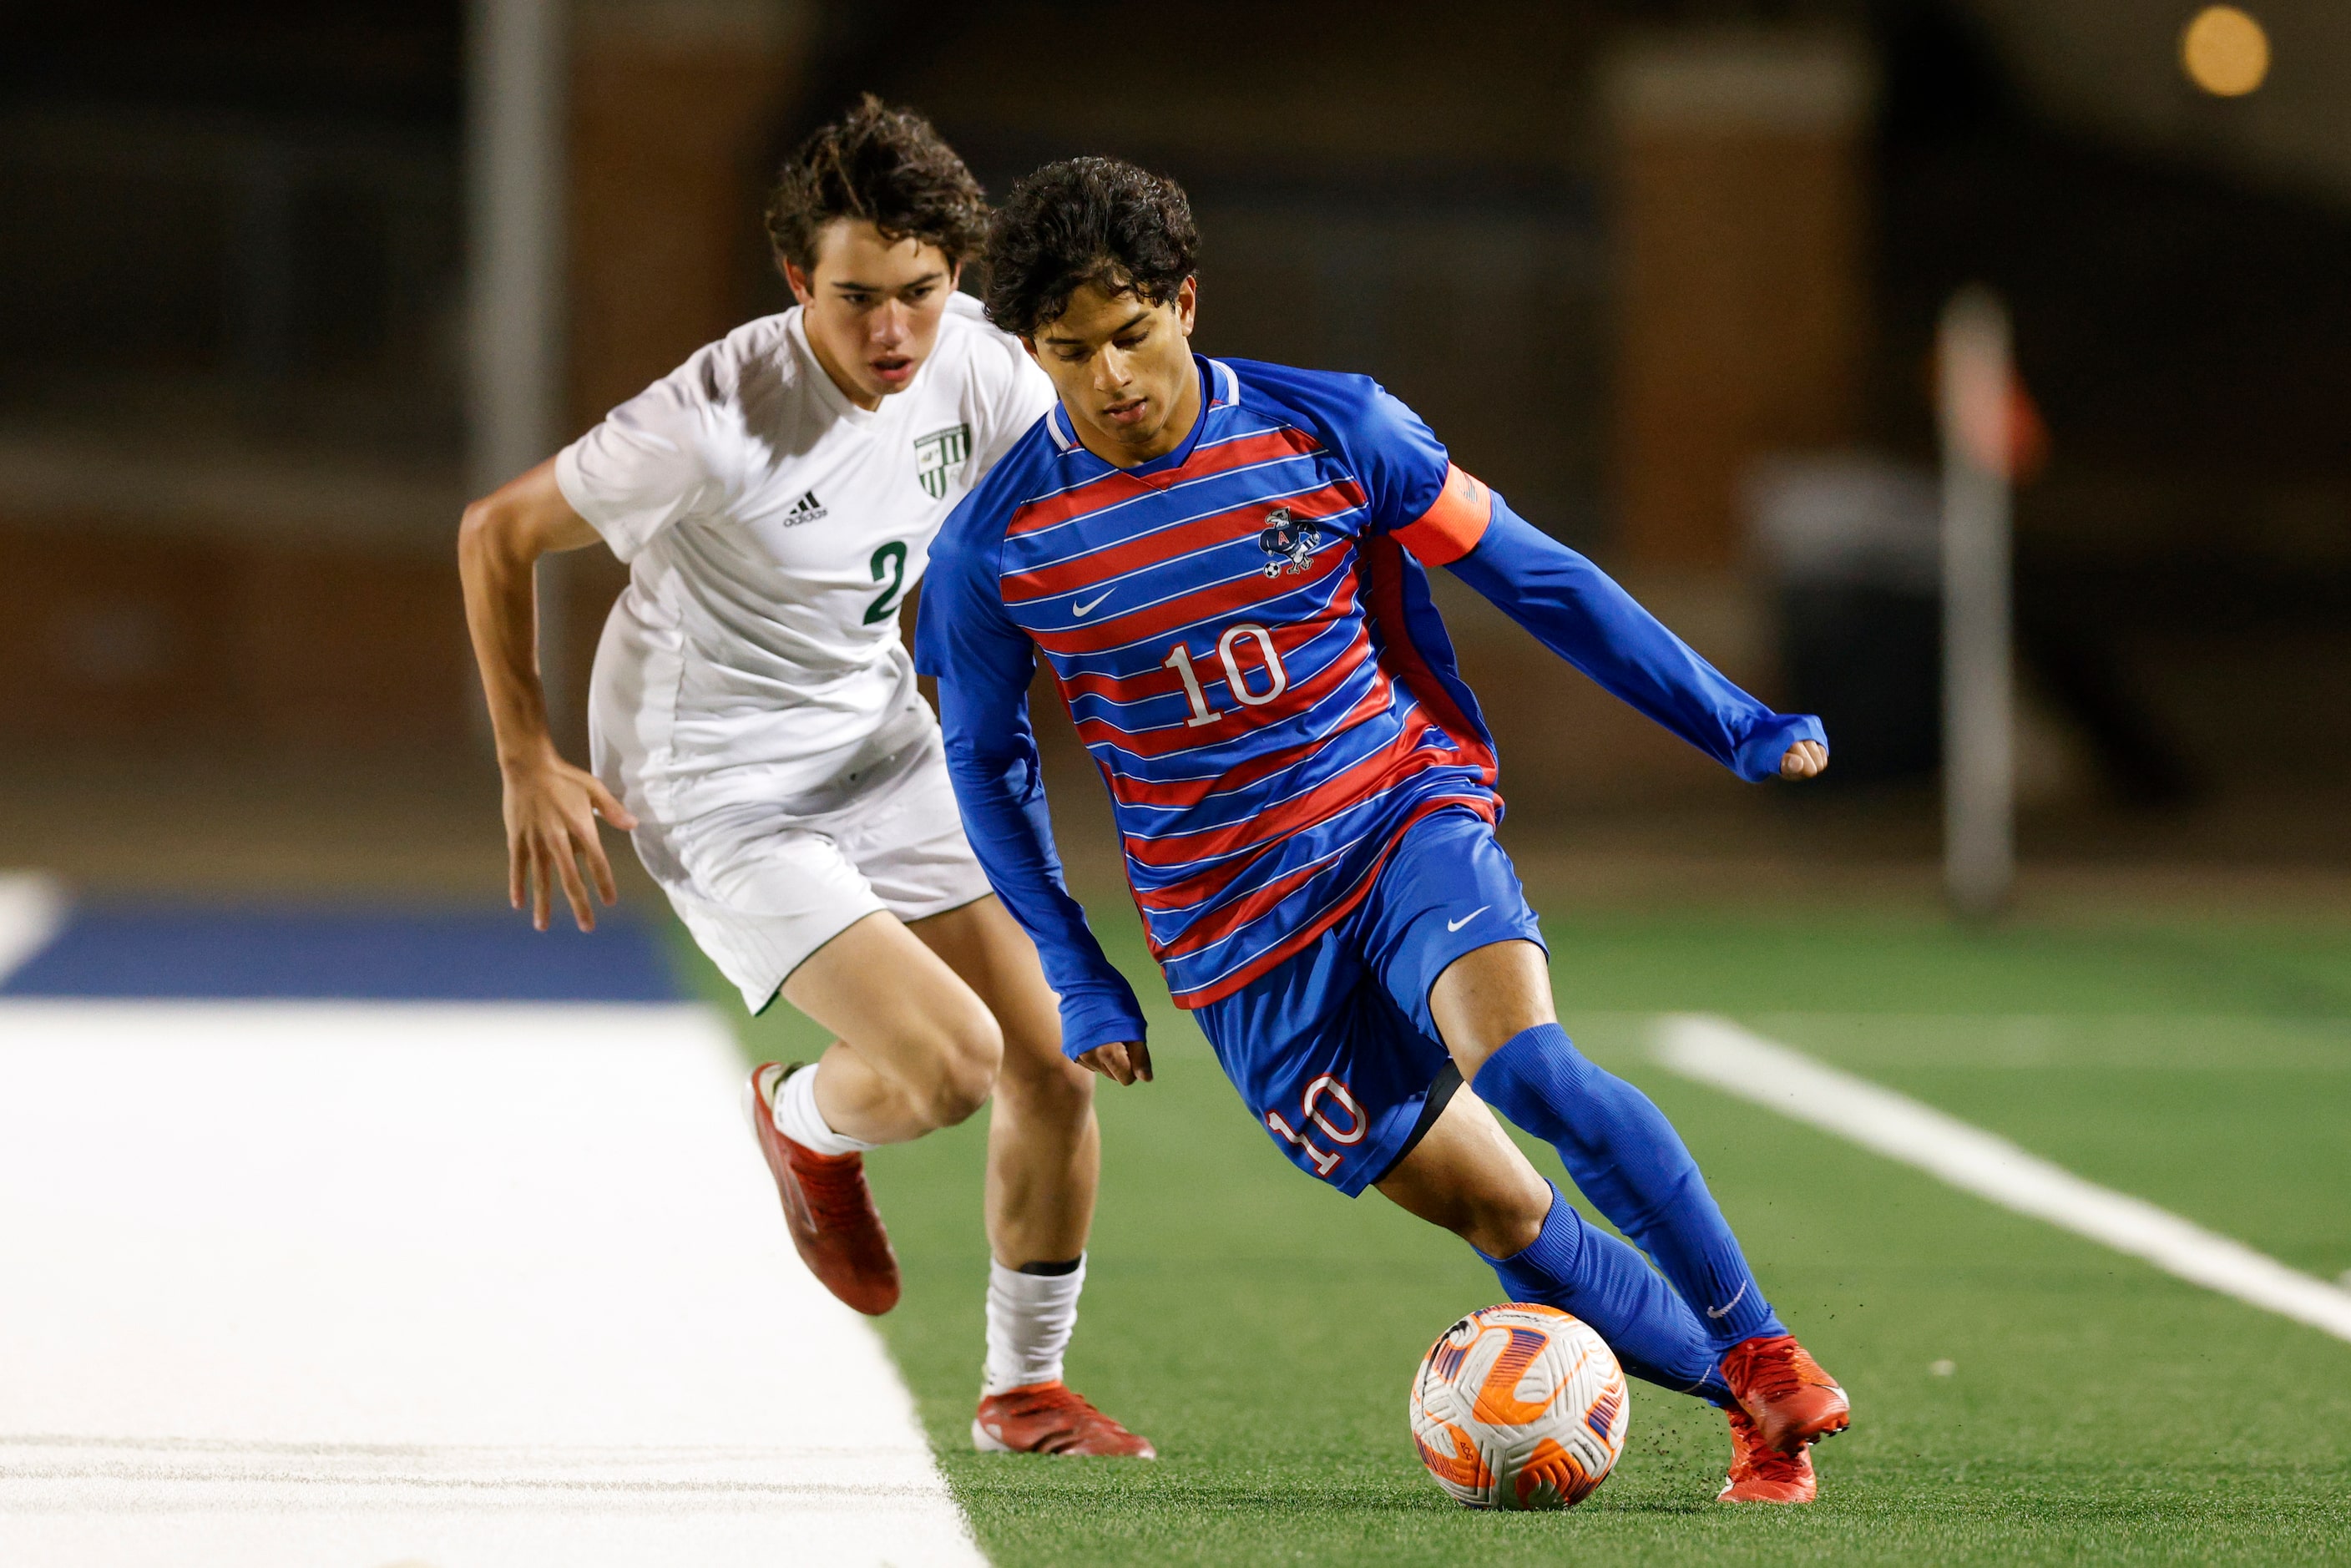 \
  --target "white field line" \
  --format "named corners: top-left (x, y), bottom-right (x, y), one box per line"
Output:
top-left (0, 999), bottom-right (984, 1568)
top-left (0, 871), bottom-right (63, 984)
top-left (1652, 1013), bottom-right (2351, 1345)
